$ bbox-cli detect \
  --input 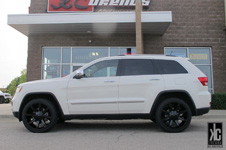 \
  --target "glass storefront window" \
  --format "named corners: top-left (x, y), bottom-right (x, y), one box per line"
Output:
top-left (62, 48), bottom-right (71, 63)
top-left (42, 47), bottom-right (136, 79)
top-left (110, 48), bottom-right (120, 56)
top-left (164, 48), bottom-right (187, 57)
top-left (43, 48), bottom-right (61, 63)
top-left (72, 47), bottom-right (108, 63)
top-left (188, 48), bottom-right (211, 64)
top-left (42, 64), bottom-right (60, 79)
top-left (62, 65), bottom-right (70, 77)
top-left (196, 65), bottom-right (212, 88)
